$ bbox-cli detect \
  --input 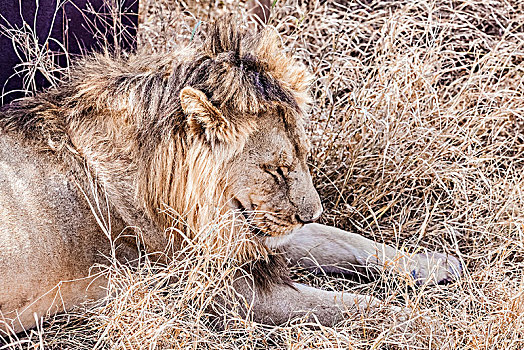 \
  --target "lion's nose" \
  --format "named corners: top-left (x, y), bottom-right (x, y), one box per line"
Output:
top-left (295, 203), bottom-right (323, 224)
